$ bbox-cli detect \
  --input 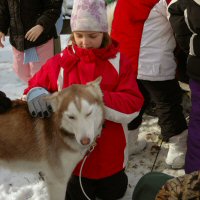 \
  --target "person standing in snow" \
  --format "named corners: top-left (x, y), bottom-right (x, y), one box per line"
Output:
top-left (168, 0), bottom-right (200, 174)
top-left (0, 0), bottom-right (63, 83)
top-left (23, 0), bottom-right (144, 199)
top-left (111, 0), bottom-right (188, 169)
